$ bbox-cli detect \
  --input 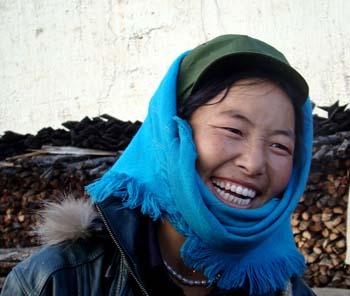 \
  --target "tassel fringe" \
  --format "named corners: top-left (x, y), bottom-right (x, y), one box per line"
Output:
top-left (181, 236), bottom-right (305, 295)
top-left (86, 172), bottom-right (164, 220)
